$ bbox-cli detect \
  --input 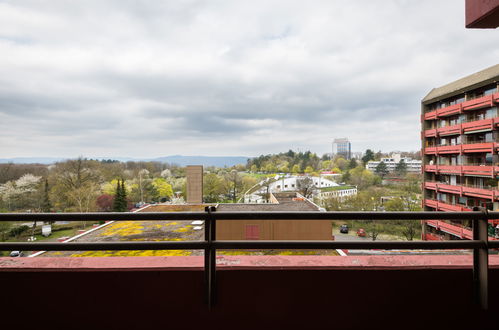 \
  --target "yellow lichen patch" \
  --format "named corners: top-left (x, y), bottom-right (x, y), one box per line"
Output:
top-left (71, 249), bottom-right (192, 257)
top-left (99, 221), bottom-right (144, 237)
top-left (217, 250), bottom-right (259, 256)
top-left (163, 222), bottom-right (179, 226)
top-left (173, 225), bottom-right (193, 233)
